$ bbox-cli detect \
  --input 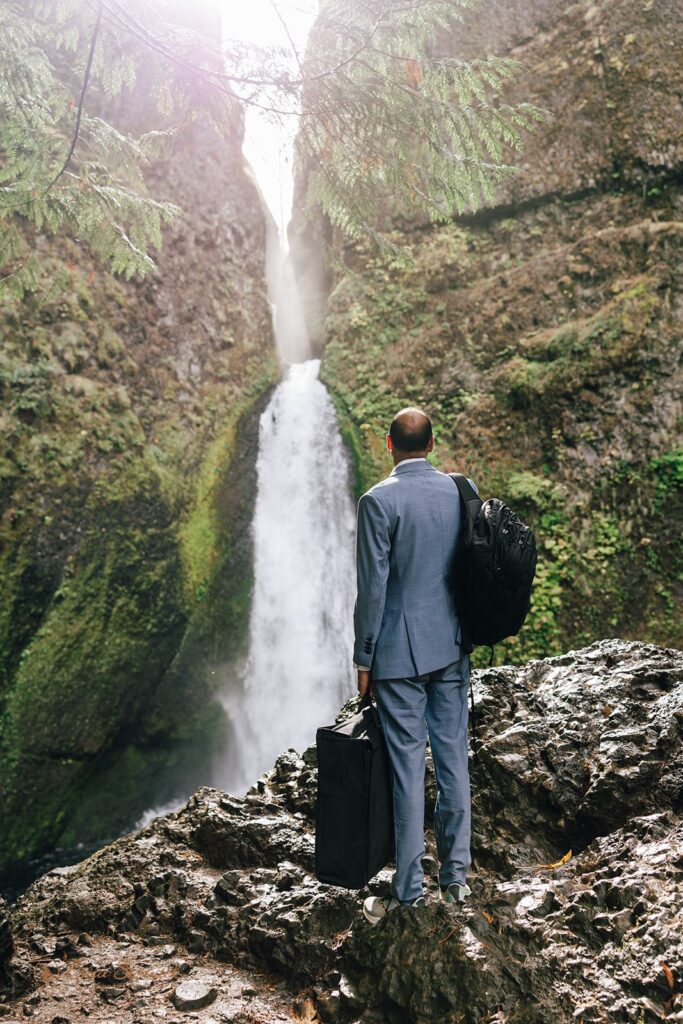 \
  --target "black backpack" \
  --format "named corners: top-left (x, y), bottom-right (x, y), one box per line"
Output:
top-left (448, 475), bottom-right (538, 762)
